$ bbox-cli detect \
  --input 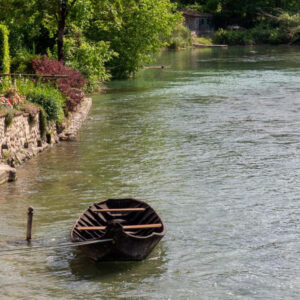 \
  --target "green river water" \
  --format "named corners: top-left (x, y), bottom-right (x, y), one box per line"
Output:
top-left (0, 46), bottom-right (299, 299)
